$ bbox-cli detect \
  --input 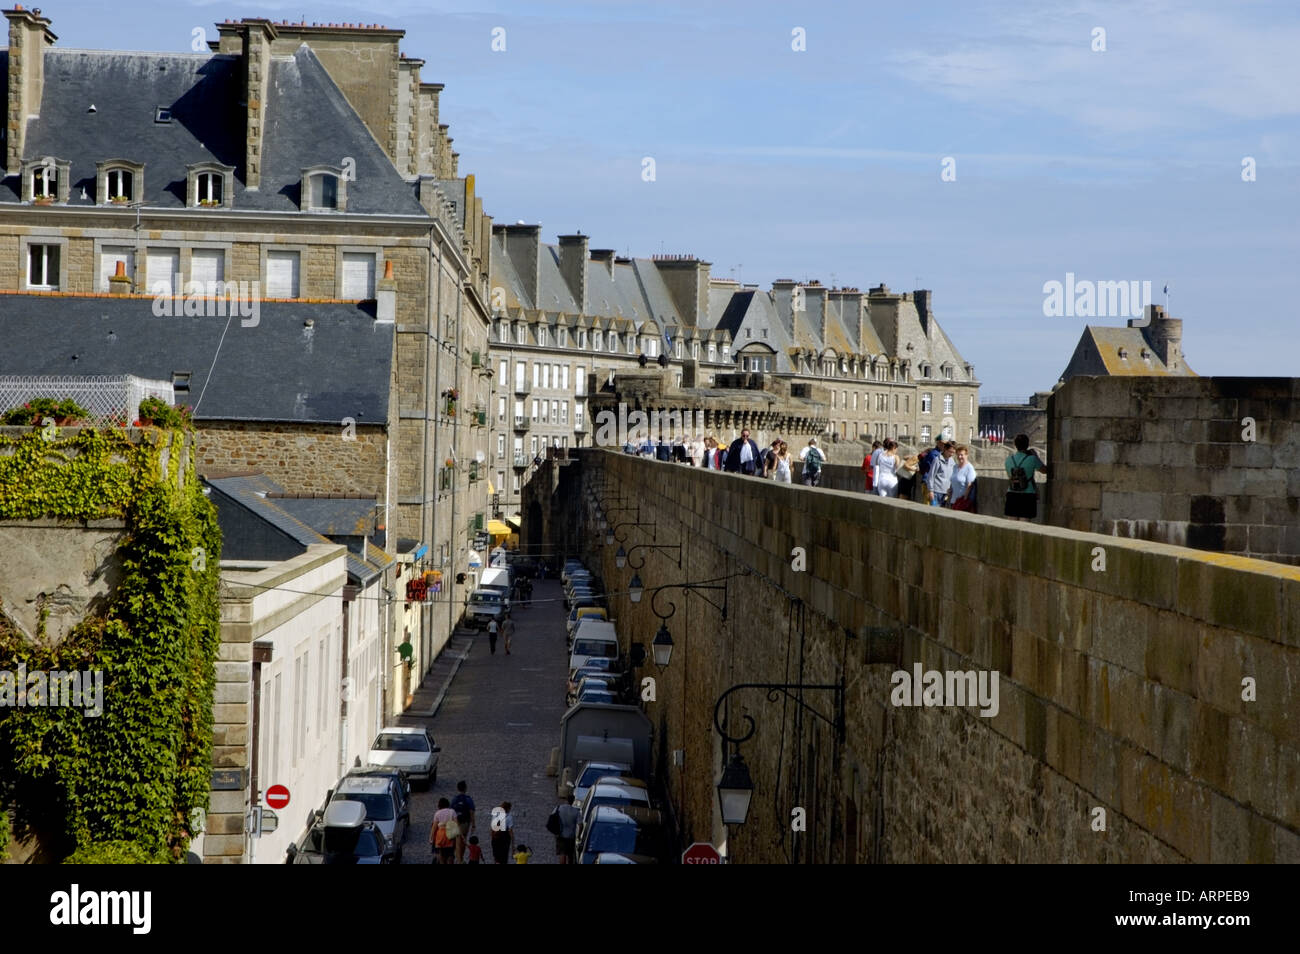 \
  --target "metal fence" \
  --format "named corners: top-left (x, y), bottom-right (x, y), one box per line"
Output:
top-left (0, 374), bottom-right (174, 424)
